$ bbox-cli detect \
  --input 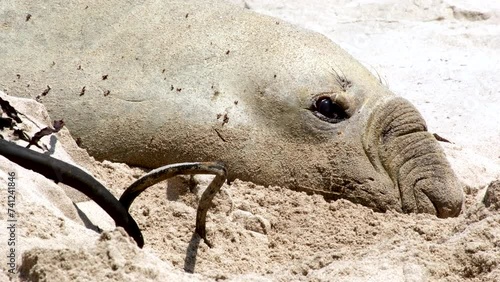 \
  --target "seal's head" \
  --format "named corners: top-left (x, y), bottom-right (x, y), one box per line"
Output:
top-left (206, 30), bottom-right (464, 218)
top-left (0, 0), bottom-right (463, 217)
